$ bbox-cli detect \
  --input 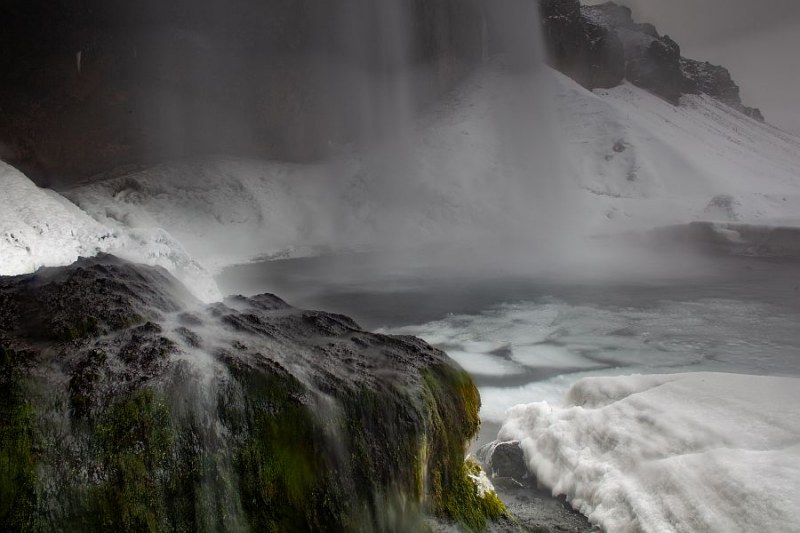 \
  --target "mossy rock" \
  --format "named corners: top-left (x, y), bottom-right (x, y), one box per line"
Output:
top-left (0, 256), bottom-right (505, 532)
